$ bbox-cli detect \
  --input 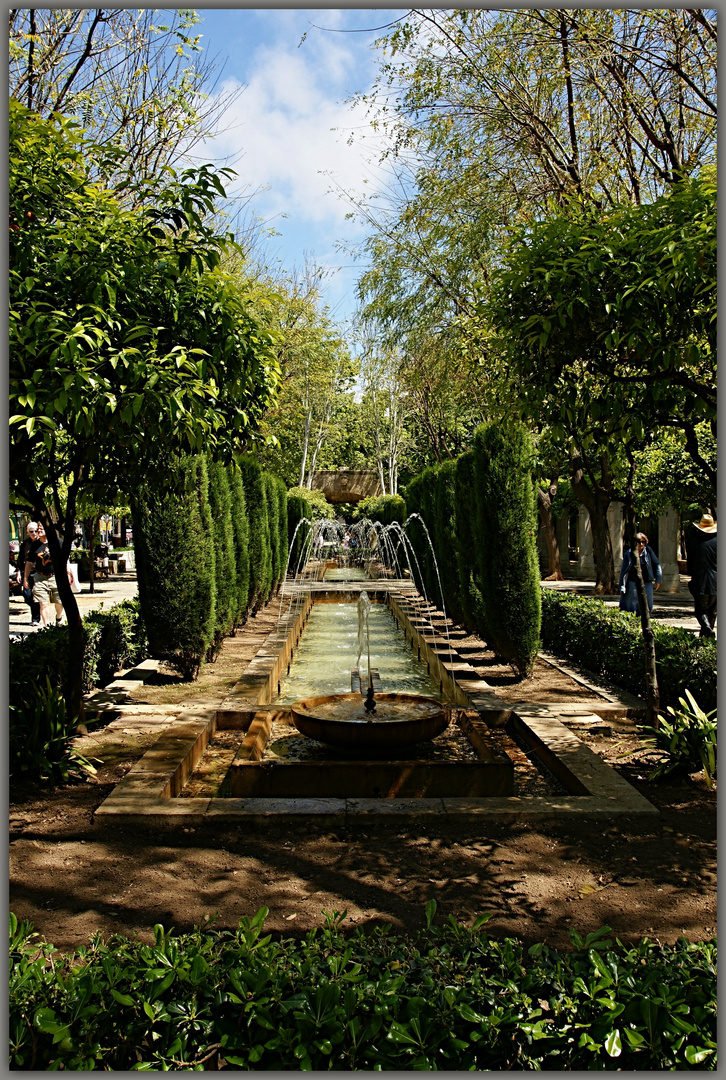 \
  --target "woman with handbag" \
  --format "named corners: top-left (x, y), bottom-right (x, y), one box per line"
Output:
top-left (619, 532), bottom-right (662, 614)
